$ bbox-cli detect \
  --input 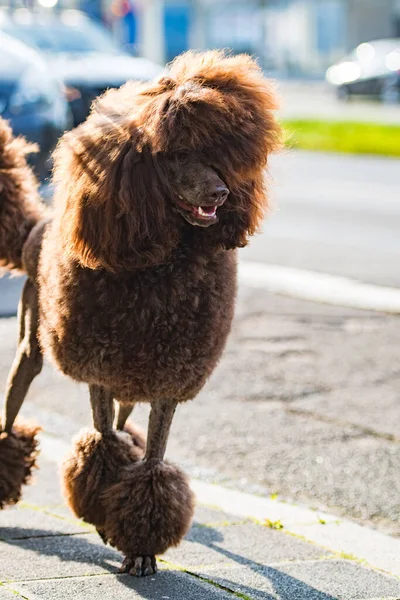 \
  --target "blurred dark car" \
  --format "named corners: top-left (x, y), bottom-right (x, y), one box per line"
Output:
top-left (0, 9), bottom-right (163, 126)
top-left (326, 39), bottom-right (400, 103)
top-left (0, 31), bottom-right (70, 179)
